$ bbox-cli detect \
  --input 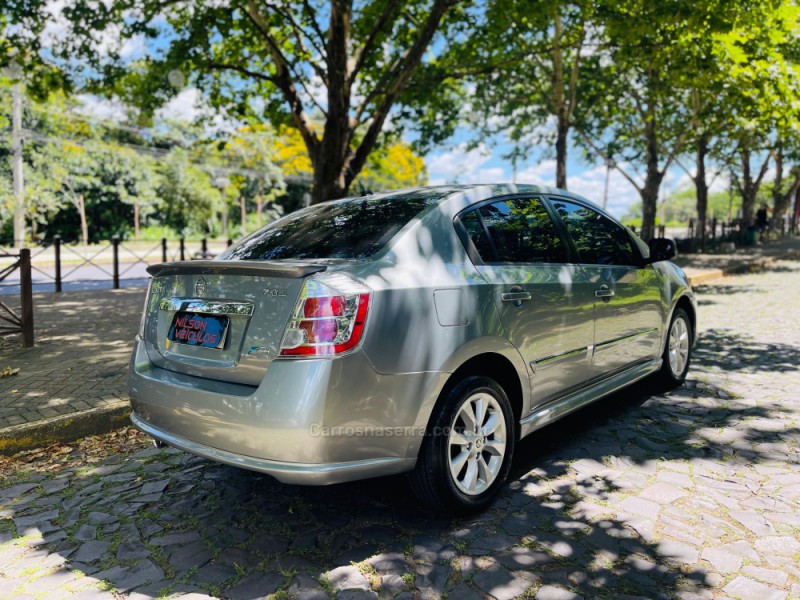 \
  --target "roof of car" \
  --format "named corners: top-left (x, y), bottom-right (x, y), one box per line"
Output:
top-left (355, 183), bottom-right (592, 205)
